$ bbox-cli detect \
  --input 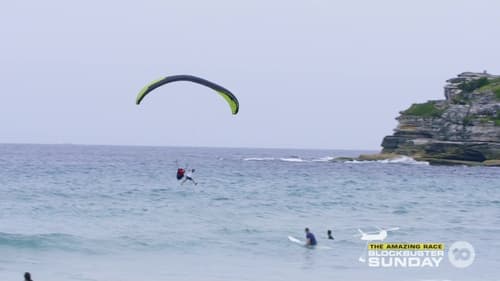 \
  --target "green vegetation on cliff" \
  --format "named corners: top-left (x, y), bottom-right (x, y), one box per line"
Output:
top-left (451, 93), bottom-right (470, 105)
top-left (478, 77), bottom-right (500, 100)
top-left (403, 101), bottom-right (444, 117)
top-left (458, 77), bottom-right (490, 92)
